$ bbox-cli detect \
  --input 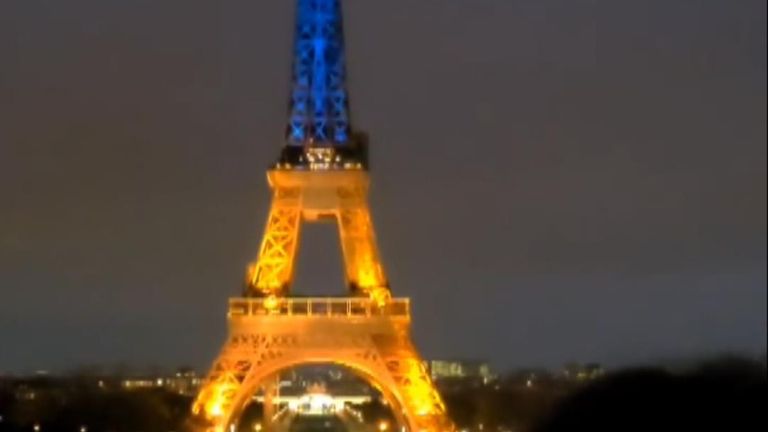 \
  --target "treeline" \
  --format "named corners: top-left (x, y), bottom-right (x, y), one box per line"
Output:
top-left (533, 357), bottom-right (766, 432)
top-left (0, 385), bottom-right (190, 432)
top-left (443, 356), bottom-right (766, 432)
